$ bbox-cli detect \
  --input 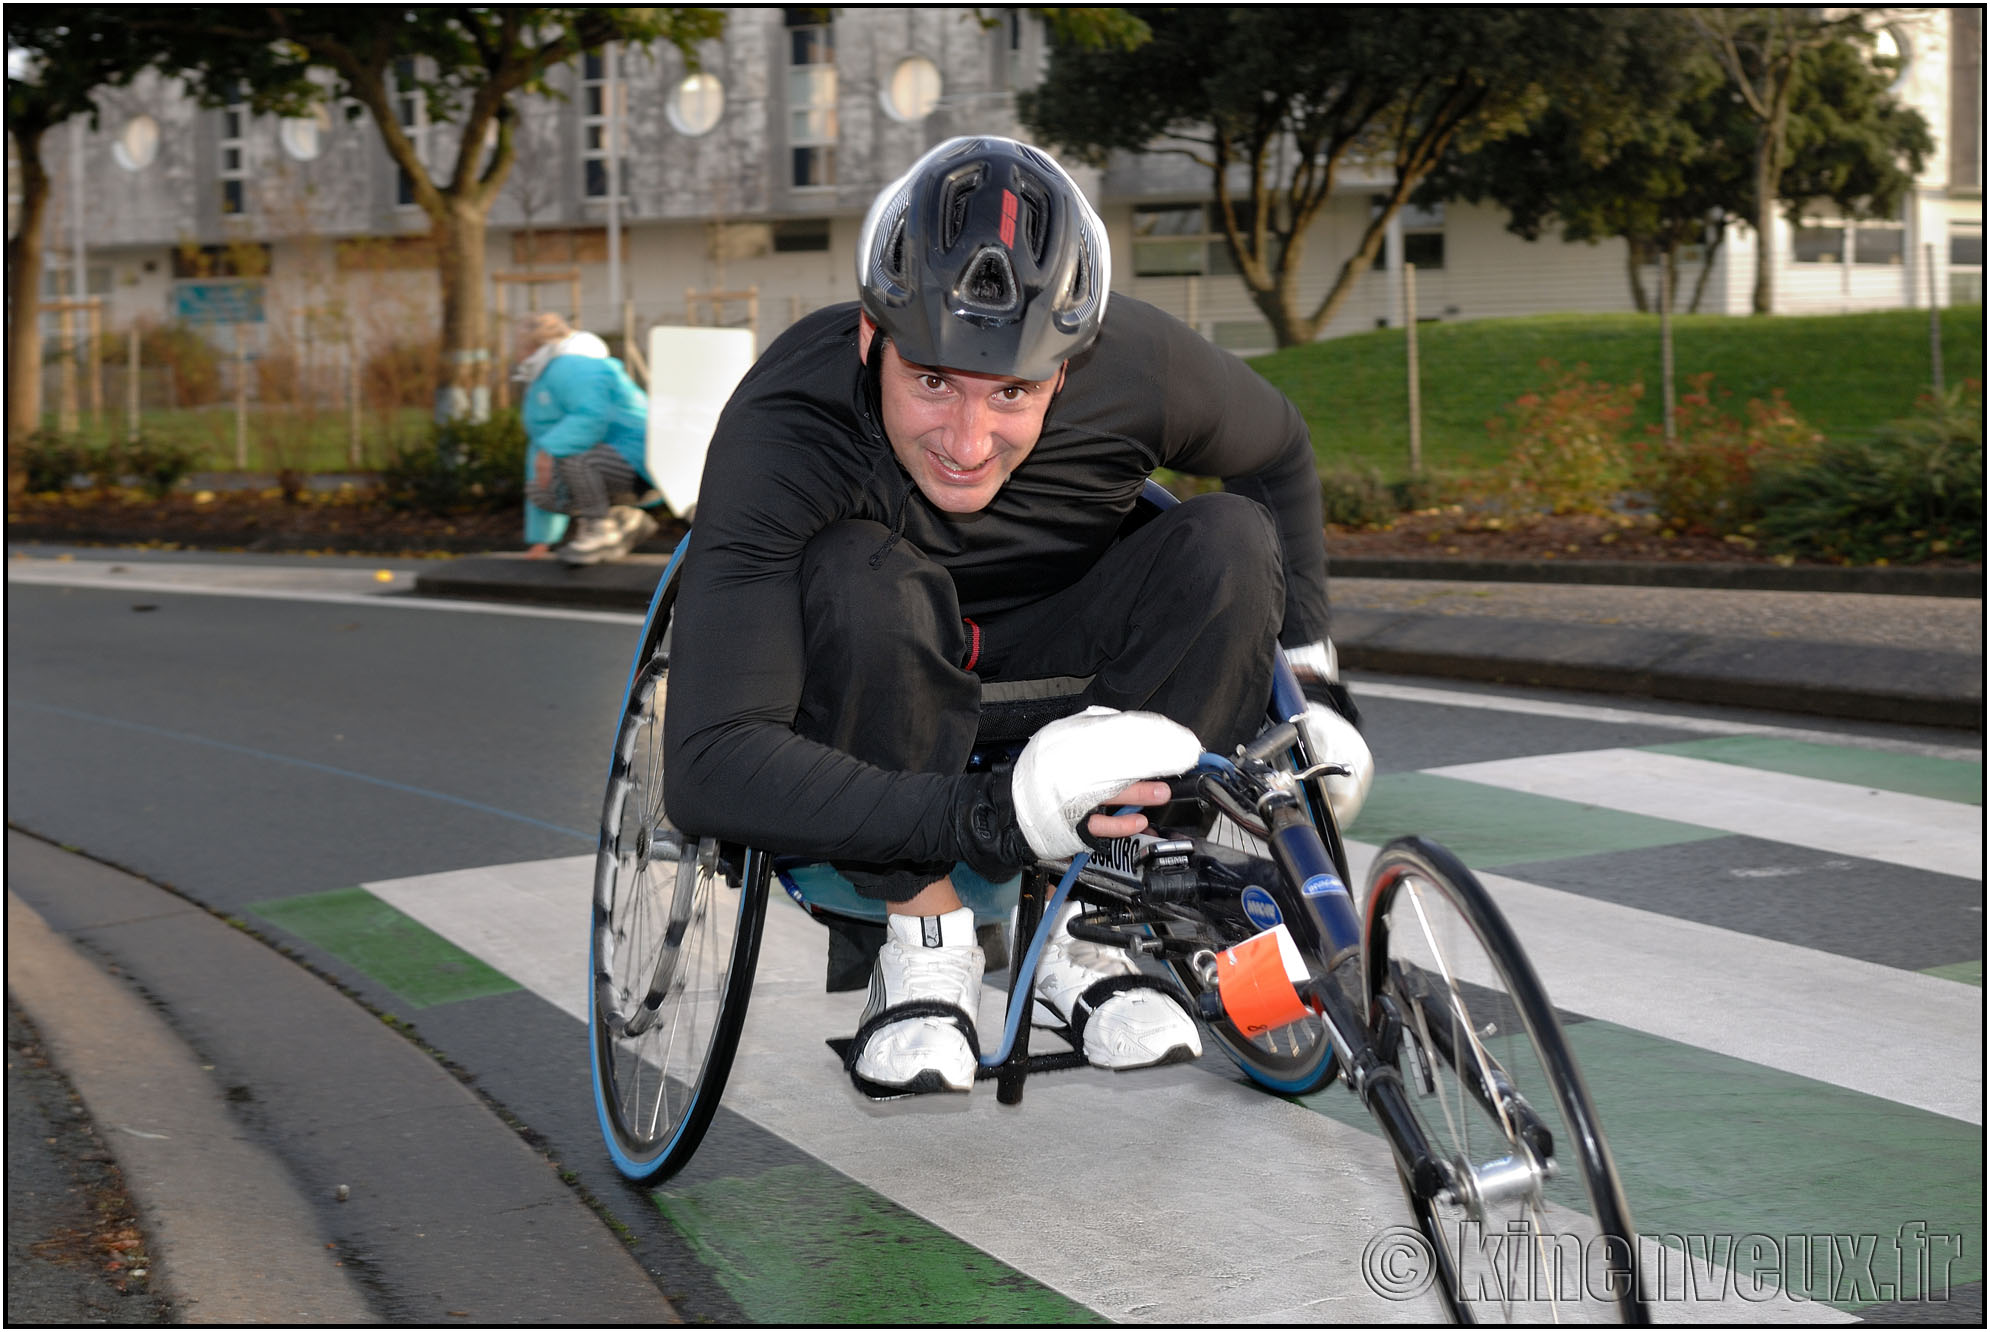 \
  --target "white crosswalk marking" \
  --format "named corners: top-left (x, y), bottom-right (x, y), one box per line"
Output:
top-left (360, 739), bottom-right (1979, 1323)
top-left (1427, 750), bottom-right (1984, 880)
